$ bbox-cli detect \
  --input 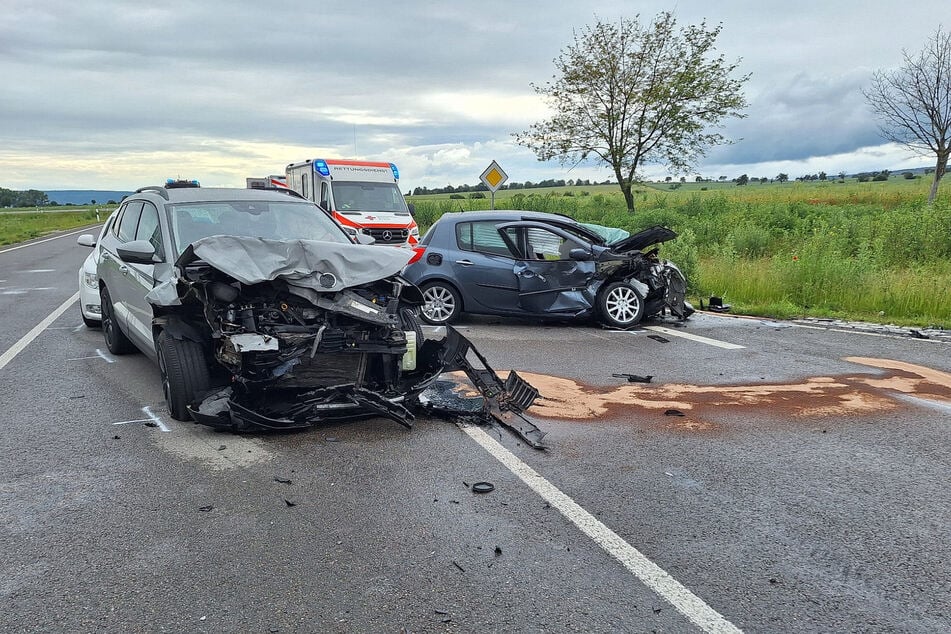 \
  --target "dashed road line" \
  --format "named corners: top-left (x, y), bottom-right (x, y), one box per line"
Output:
top-left (643, 325), bottom-right (745, 349)
top-left (461, 424), bottom-right (742, 634)
top-left (0, 291), bottom-right (80, 371)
